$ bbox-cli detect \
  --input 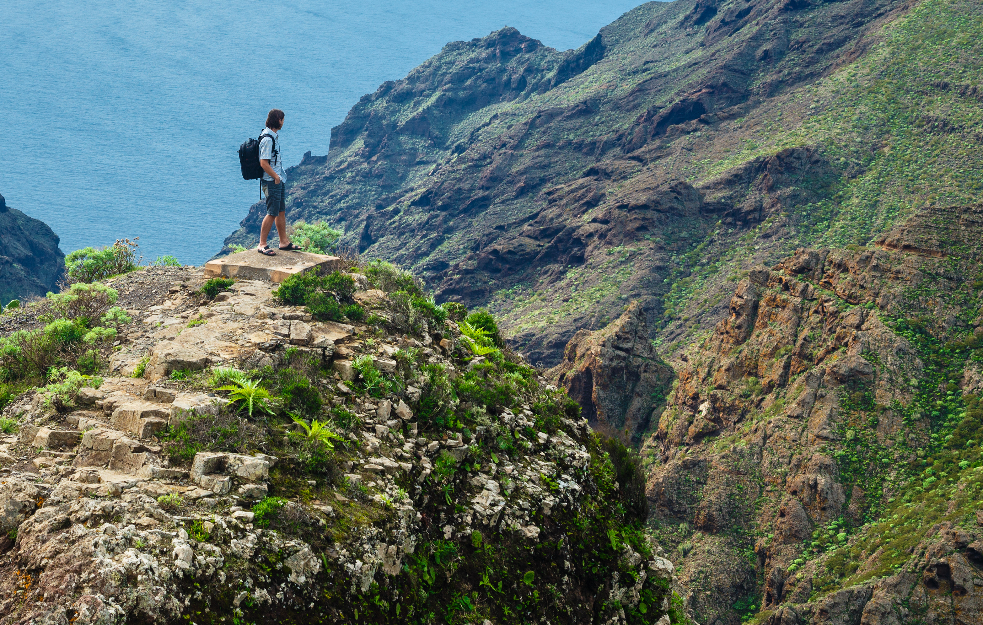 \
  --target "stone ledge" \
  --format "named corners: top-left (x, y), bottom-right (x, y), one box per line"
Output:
top-left (203, 250), bottom-right (341, 283)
